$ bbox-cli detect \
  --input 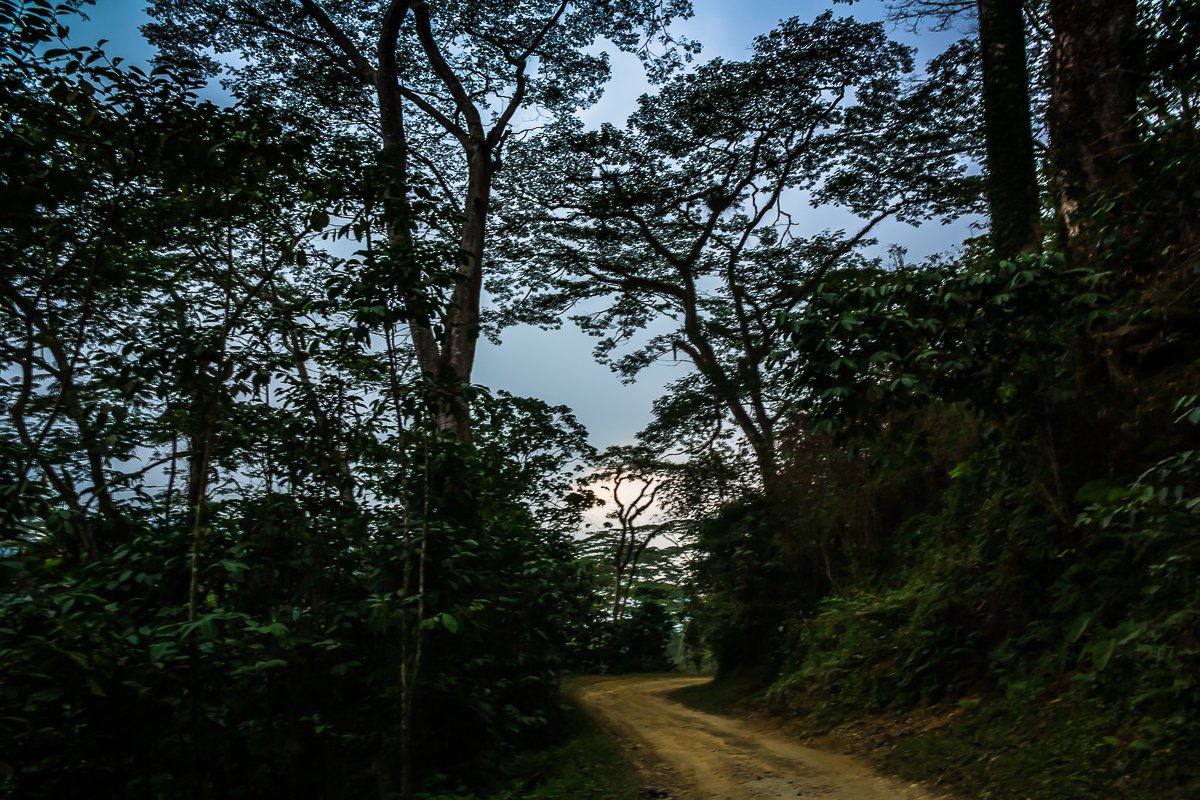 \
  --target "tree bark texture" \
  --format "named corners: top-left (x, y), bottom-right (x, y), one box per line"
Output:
top-left (438, 146), bottom-right (492, 444)
top-left (376, 47), bottom-right (489, 443)
top-left (976, 0), bottom-right (1042, 258)
top-left (1047, 0), bottom-right (1140, 265)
